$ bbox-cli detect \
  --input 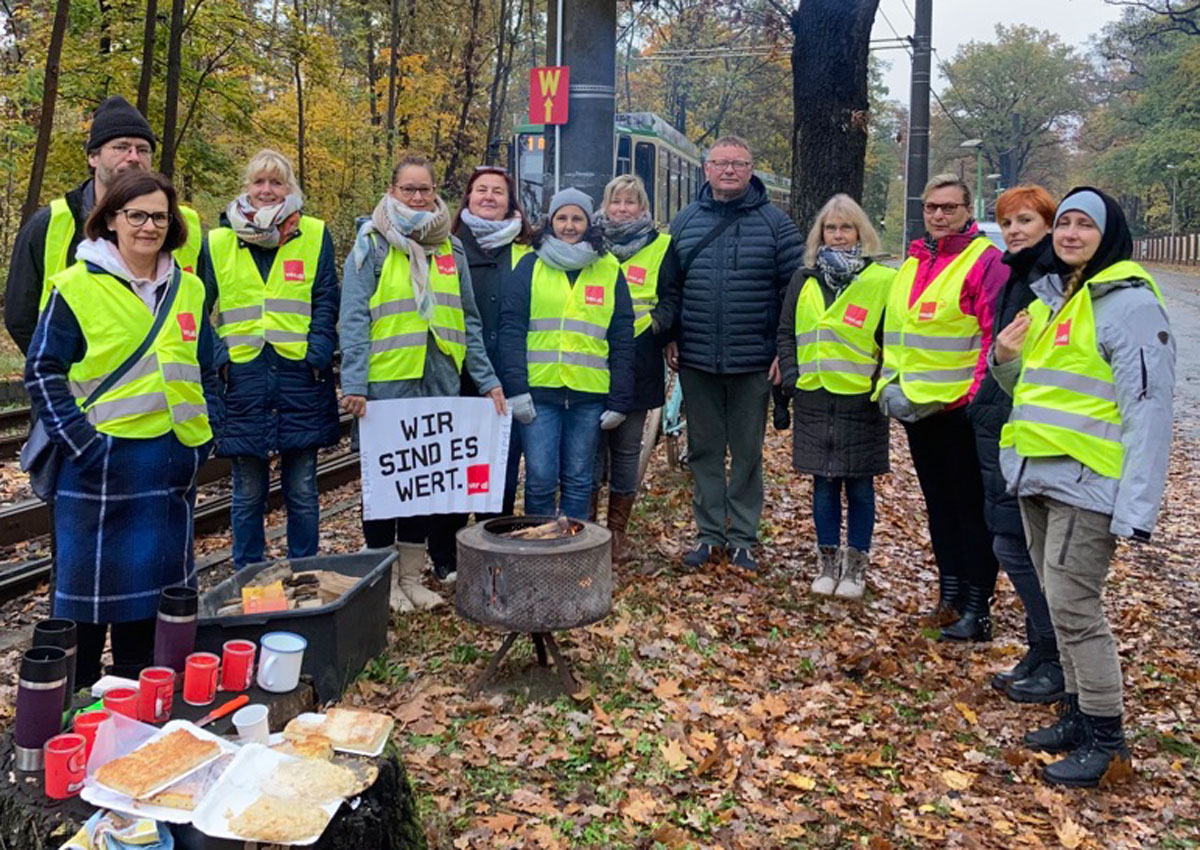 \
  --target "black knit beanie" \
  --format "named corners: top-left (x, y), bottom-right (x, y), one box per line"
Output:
top-left (87, 96), bottom-right (156, 153)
